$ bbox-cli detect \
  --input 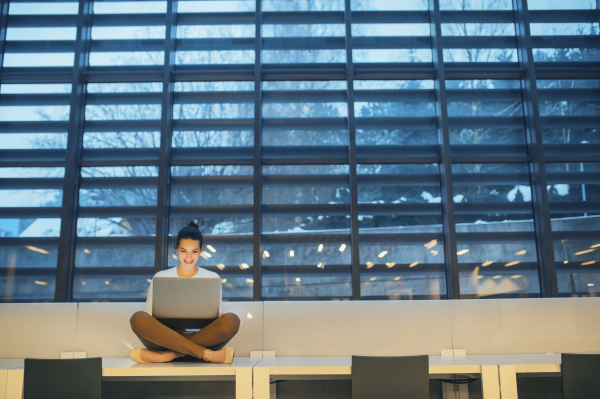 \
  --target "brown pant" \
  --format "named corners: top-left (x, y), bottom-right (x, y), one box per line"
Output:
top-left (130, 311), bottom-right (241, 360)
